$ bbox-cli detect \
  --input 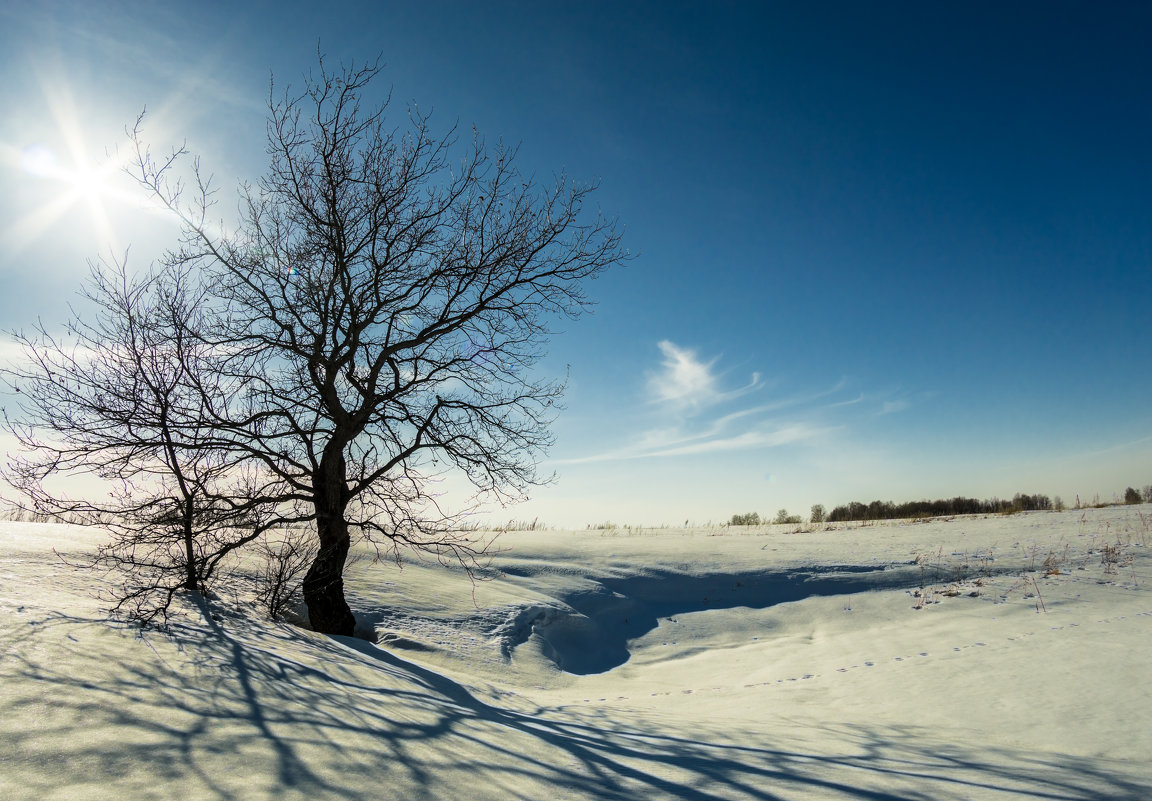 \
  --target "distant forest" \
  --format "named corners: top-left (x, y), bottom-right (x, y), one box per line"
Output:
top-left (728, 485), bottom-right (1151, 529)
top-left (825, 485), bottom-right (1152, 523)
top-left (825, 493), bottom-right (1057, 523)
